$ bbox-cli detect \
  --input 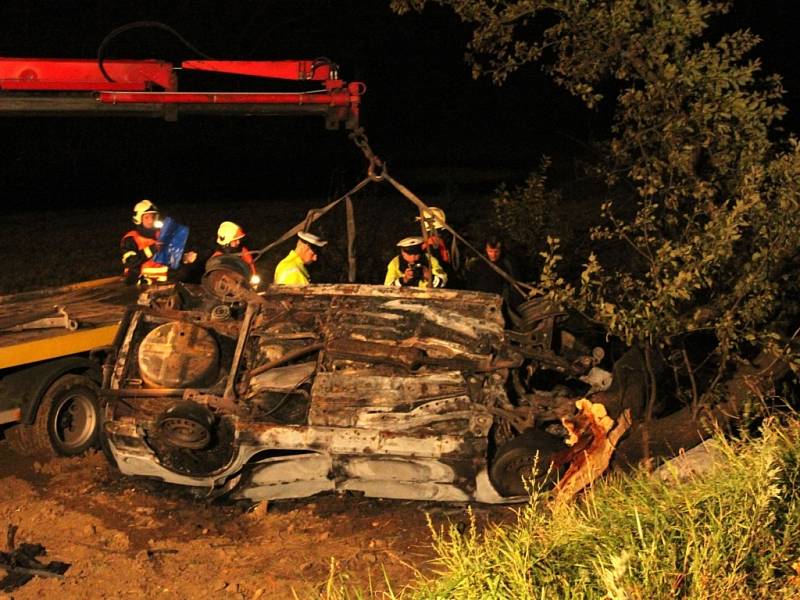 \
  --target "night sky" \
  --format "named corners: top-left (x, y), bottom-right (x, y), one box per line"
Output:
top-left (1, 1), bottom-right (798, 210)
